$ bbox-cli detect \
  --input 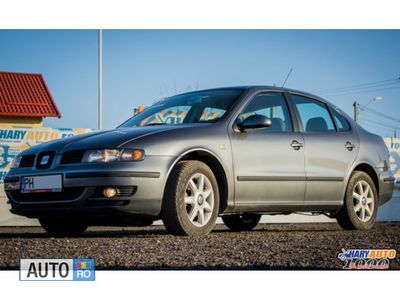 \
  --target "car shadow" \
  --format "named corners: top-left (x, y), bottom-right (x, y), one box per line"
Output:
top-left (0, 227), bottom-right (168, 239)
